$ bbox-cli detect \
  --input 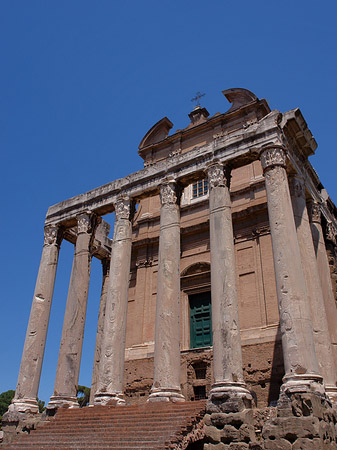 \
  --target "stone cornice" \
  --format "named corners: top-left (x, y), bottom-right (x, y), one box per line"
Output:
top-left (45, 111), bottom-right (282, 227)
